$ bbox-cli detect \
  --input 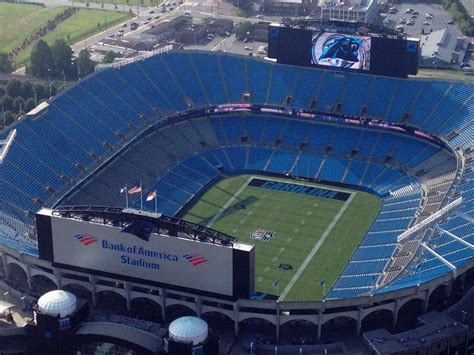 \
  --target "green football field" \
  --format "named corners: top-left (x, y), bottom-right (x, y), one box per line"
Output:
top-left (182, 175), bottom-right (381, 301)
